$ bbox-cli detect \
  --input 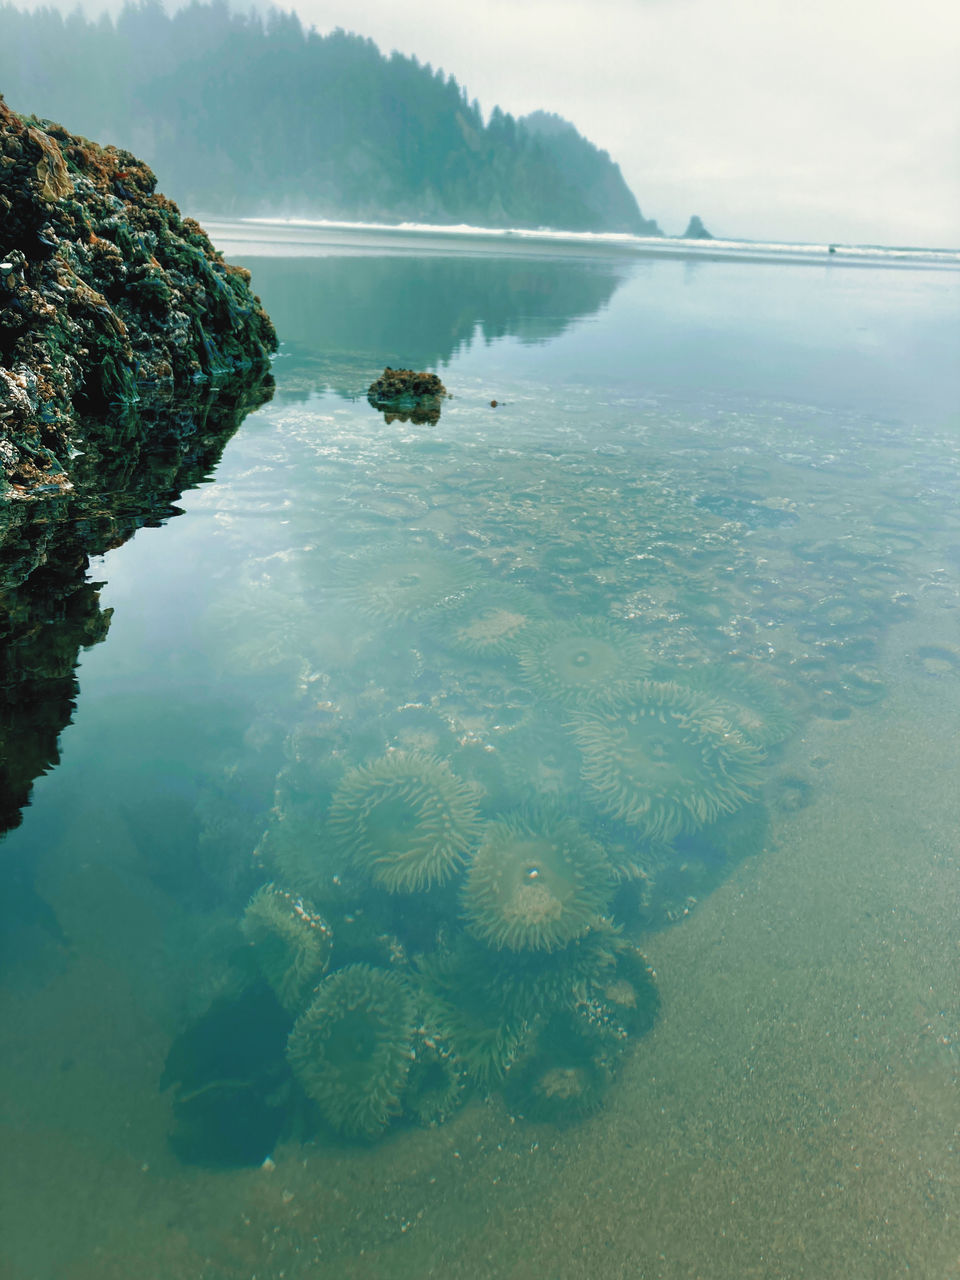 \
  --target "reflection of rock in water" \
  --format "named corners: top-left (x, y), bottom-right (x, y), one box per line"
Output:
top-left (246, 254), bottom-right (629, 400)
top-left (0, 372), bottom-right (273, 838)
